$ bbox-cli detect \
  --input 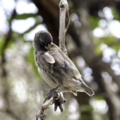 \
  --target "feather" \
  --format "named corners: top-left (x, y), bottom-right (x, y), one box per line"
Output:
top-left (42, 52), bottom-right (55, 64)
top-left (71, 91), bottom-right (77, 96)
